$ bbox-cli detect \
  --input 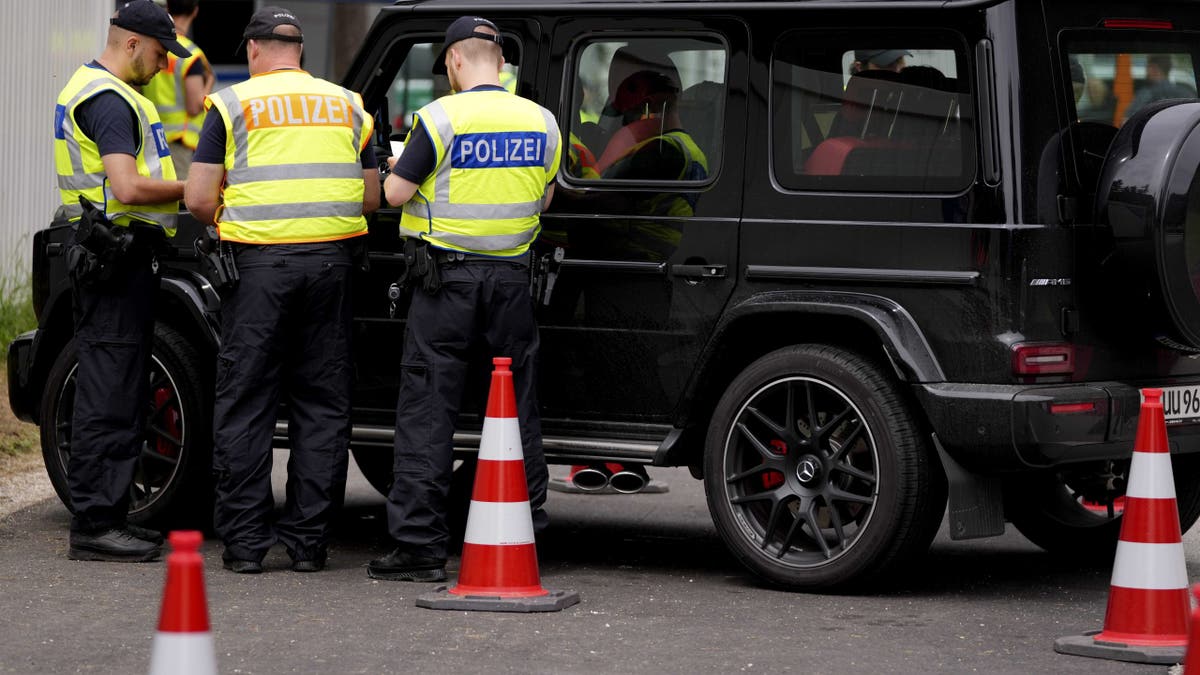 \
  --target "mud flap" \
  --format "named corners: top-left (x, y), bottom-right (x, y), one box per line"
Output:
top-left (932, 433), bottom-right (1005, 540)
